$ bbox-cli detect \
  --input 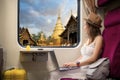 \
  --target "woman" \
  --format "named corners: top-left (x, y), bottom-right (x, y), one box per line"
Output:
top-left (50, 12), bottom-right (103, 80)
top-left (63, 12), bottom-right (103, 68)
